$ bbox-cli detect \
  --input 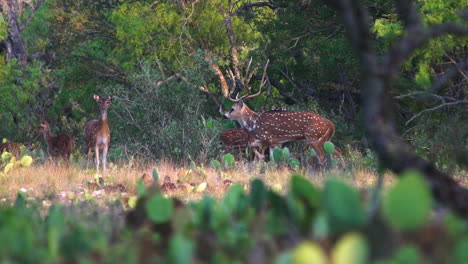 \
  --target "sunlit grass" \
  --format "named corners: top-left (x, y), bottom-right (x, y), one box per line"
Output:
top-left (1, 157), bottom-right (466, 205)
